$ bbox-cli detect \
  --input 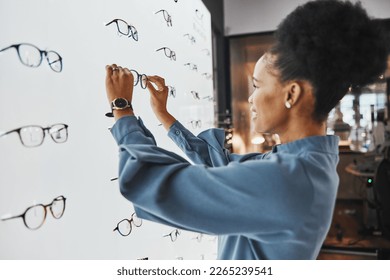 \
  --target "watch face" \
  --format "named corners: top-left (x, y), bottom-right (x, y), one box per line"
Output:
top-left (113, 98), bottom-right (128, 108)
